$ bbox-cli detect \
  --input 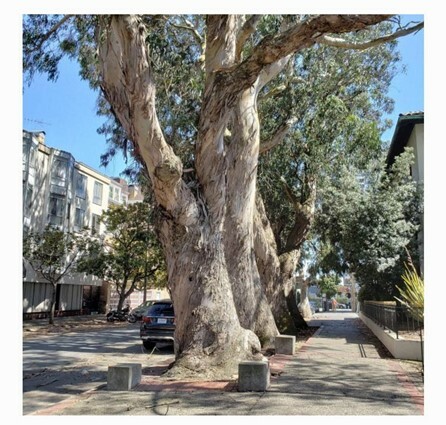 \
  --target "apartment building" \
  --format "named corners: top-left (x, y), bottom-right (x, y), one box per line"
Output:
top-left (22, 130), bottom-right (136, 318)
